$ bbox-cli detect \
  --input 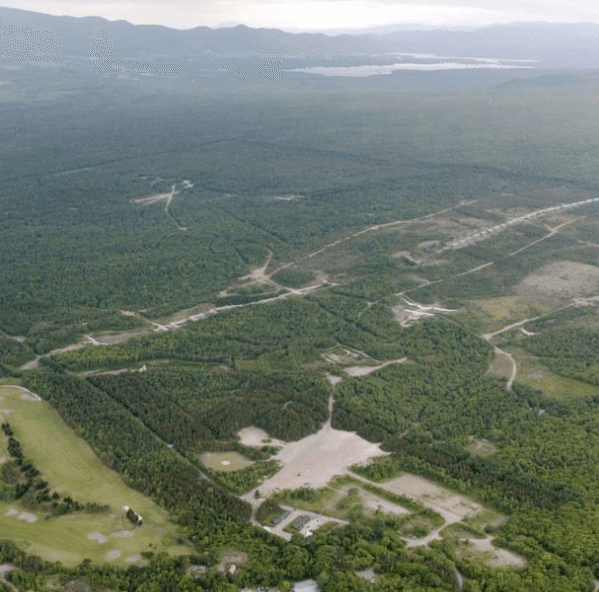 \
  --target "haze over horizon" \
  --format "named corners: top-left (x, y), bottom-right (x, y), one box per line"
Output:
top-left (1, 0), bottom-right (598, 33)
